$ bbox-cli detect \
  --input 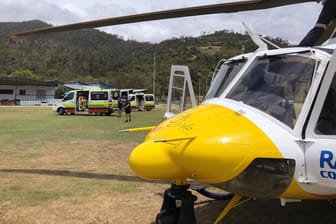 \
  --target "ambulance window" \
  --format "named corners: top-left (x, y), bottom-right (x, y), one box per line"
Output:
top-left (121, 92), bottom-right (128, 99)
top-left (315, 75), bottom-right (336, 135)
top-left (63, 92), bottom-right (74, 101)
top-left (145, 95), bottom-right (153, 101)
top-left (91, 92), bottom-right (108, 101)
top-left (112, 91), bottom-right (119, 100)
